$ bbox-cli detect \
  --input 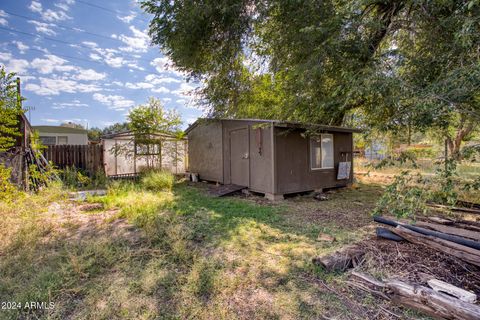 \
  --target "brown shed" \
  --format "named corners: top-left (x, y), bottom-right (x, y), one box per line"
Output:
top-left (185, 119), bottom-right (360, 200)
